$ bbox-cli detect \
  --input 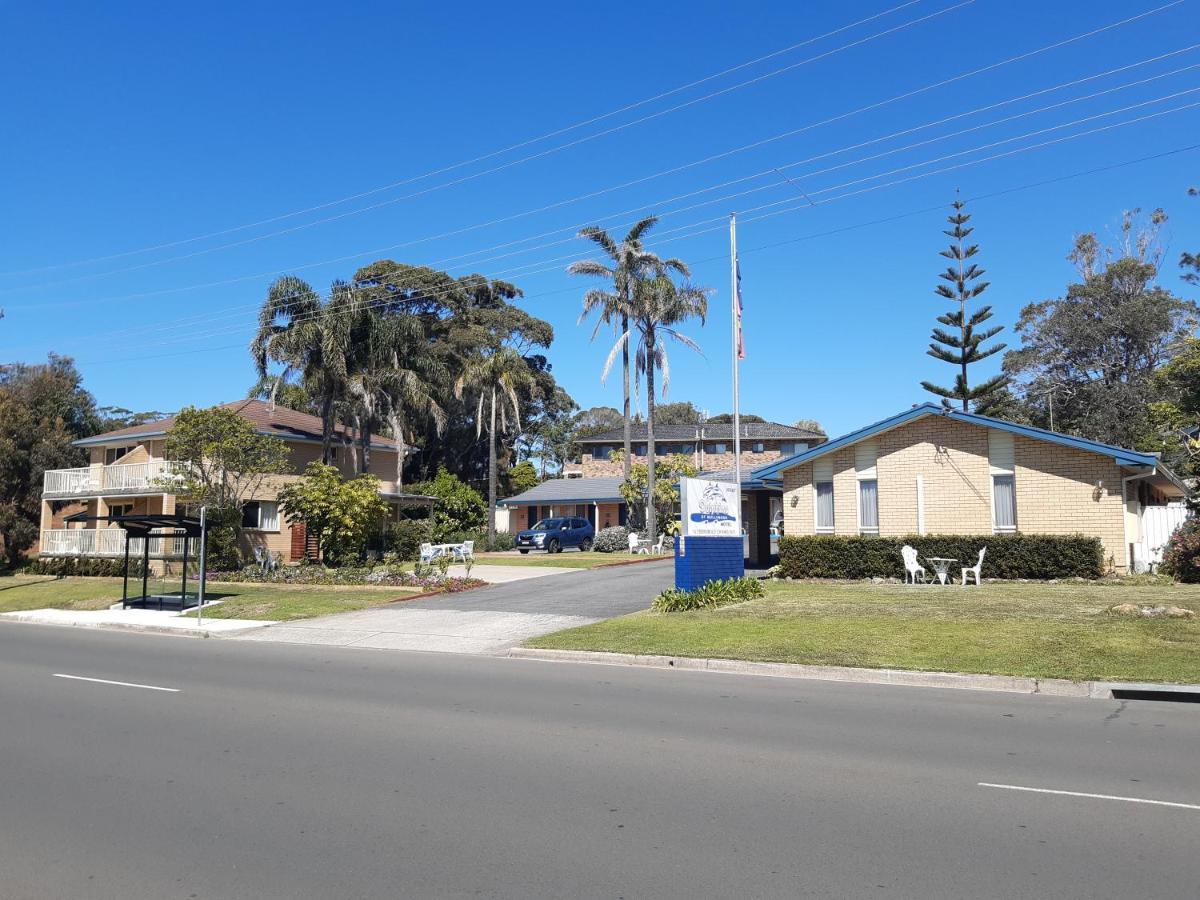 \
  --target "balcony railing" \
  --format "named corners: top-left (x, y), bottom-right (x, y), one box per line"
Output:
top-left (42, 460), bottom-right (186, 497)
top-left (39, 528), bottom-right (194, 559)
